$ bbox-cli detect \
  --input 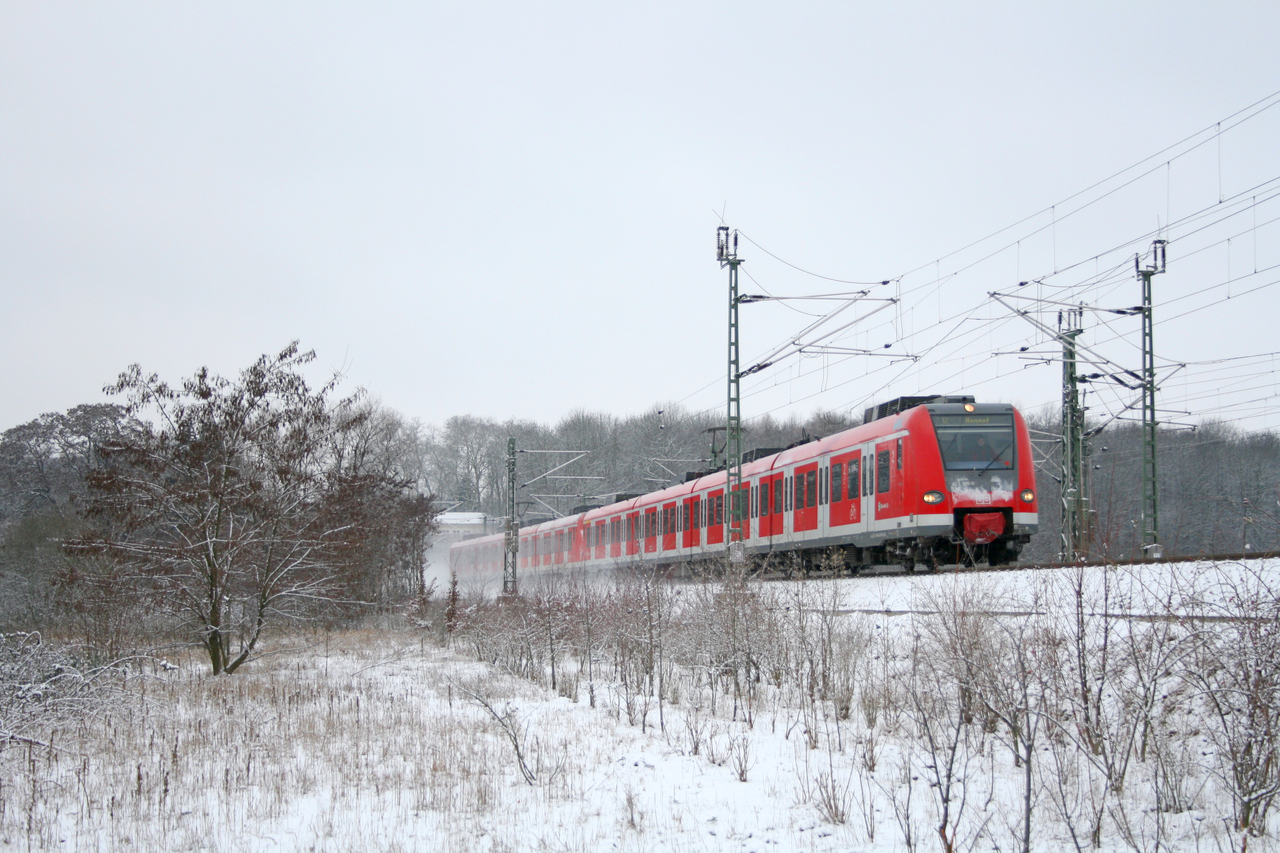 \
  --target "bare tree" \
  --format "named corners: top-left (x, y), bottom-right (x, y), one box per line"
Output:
top-left (67, 343), bottom-right (433, 674)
